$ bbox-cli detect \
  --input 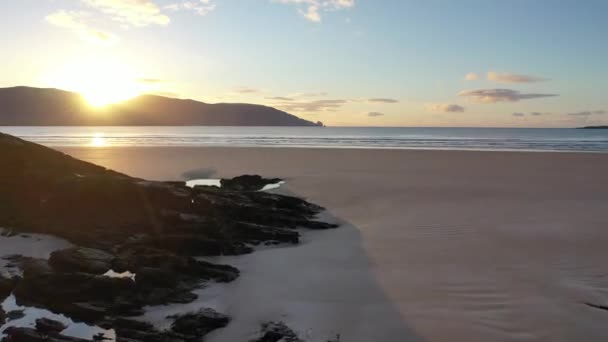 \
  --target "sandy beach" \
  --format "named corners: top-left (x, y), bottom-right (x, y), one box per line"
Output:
top-left (59, 146), bottom-right (608, 341)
